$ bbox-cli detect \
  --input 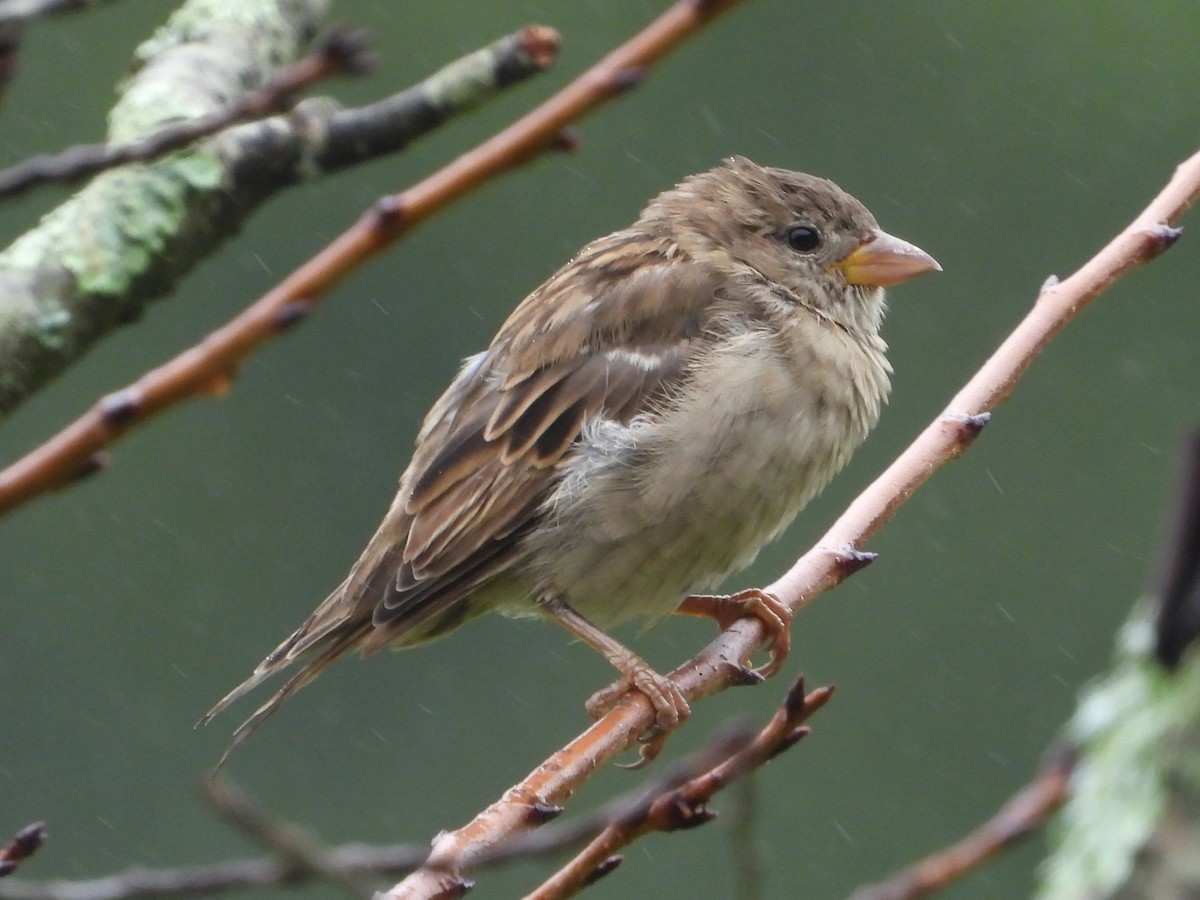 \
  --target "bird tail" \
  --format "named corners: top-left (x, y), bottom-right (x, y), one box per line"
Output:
top-left (198, 578), bottom-right (369, 768)
top-left (205, 624), bottom-right (368, 770)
